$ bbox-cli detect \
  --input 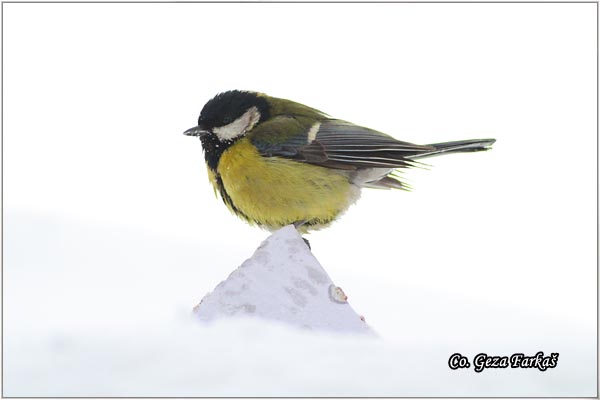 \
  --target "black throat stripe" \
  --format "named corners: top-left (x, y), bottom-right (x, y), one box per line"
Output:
top-left (200, 136), bottom-right (252, 223)
top-left (200, 134), bottom-right (235, 171)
